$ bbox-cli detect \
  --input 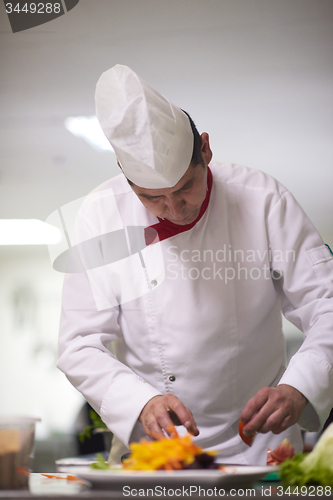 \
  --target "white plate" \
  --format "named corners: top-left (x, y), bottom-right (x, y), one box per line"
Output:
top-left (29, 473), bottom-right (91, 495)
top-left (69, 465), bottom-right (278, 490)
top-left (56, 451), bottom-right (110, 470)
